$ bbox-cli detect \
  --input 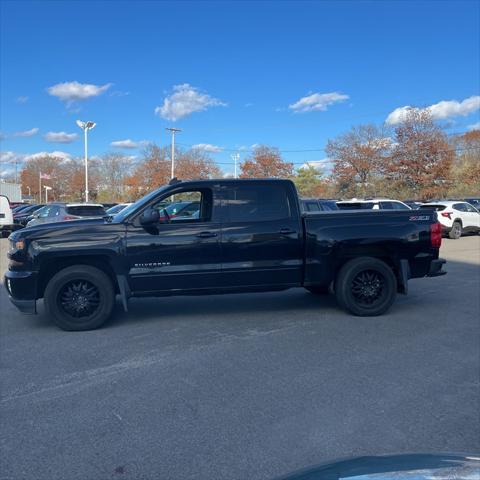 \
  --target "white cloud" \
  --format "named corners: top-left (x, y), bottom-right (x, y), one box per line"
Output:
top-left (13, 127), bottom-right (39, 137)
top-left (25, 151), bottom-right (72, 161)
top-left (110, 139), bottom-right (148, 149)
top-left (386, 95), bottom-right (480, 125)
top-left (16, 96), bottom-right (29, 104)
top-left (47, 81), bottom-right (112, 103)
top-left (299, 159), bottom-right (333, 171)
top-left (155, 83), bottom-right (226, 121)
top-left (289, 92), bottom-right (349, 113)
top-left (44, 131), bottom-right (78, 143)
top-left (0, 150), bottom-right (72, 169)
top-left (109, 90), bottom-right (130, 97)
top-left (191, 143), bottom-right (223, 153)
top-left (467, 121), bottom-right (480, 131)
top-left (0, 151), bottom-right (23, 164)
